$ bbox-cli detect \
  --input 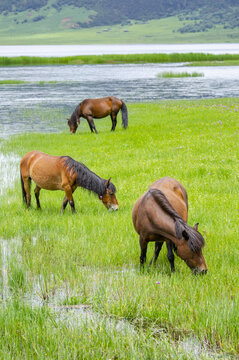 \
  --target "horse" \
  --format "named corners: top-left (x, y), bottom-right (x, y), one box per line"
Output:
top-left (67, 96), bottom-right (128, 134)
top-left (132, 177), bottom-right (207, 274)
top-left (20, 151), bottom-right (119, 213)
